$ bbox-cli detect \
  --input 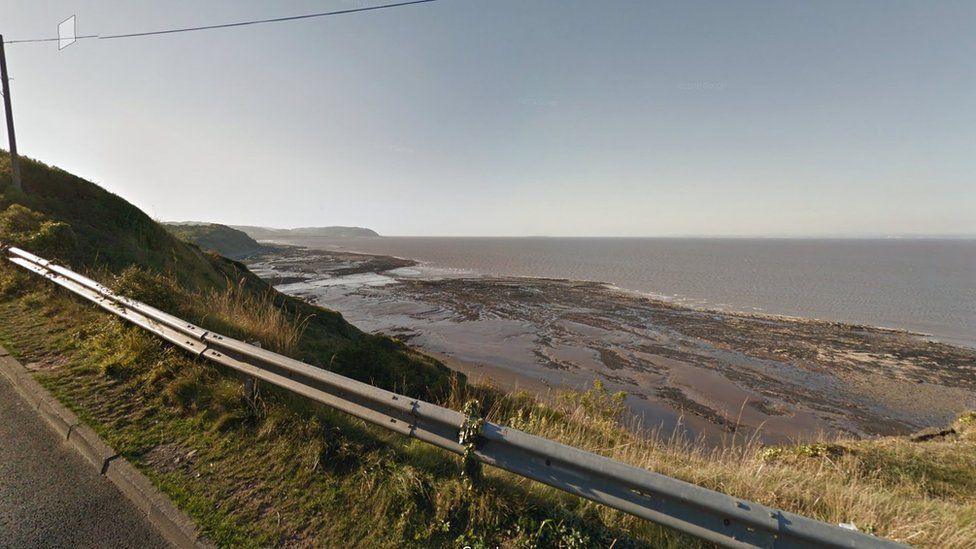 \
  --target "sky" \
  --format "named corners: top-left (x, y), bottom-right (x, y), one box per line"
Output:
top-left (2, 1), bottom-right (974, 237)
